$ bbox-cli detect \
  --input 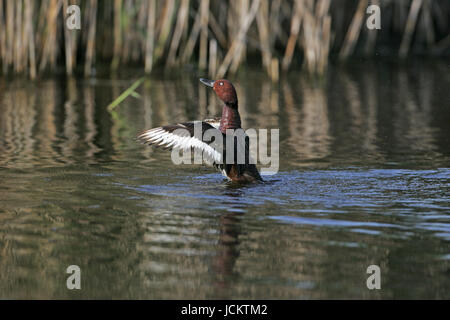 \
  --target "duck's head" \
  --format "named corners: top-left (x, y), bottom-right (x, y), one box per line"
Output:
top-left (200, 78), bottom-right (238, 107)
